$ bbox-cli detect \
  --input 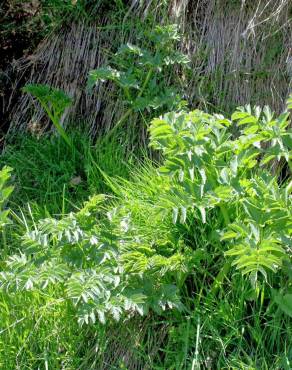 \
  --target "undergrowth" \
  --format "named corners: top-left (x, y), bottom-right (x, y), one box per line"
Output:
top-left (0, 4), bottom-right (291, 369)
top-left (0, 96), bottom-right (291, 368)
top-left (0, 130), bottom-right (136, 217)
